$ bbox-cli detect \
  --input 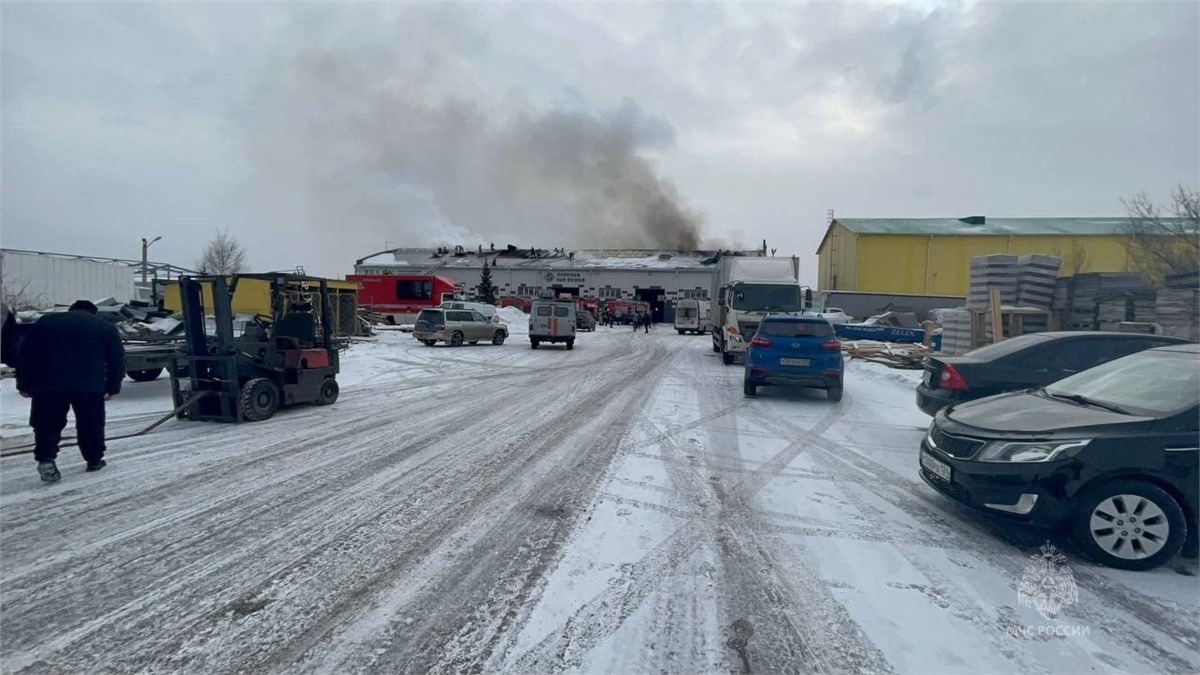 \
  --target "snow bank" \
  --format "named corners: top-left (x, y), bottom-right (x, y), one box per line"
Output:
top-left (498, 306), bottom-right (530, 335)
